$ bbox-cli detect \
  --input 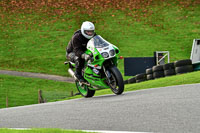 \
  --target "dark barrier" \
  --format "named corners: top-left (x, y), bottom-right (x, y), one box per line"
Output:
top-left (124, 57), bottom-right (156, 76)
